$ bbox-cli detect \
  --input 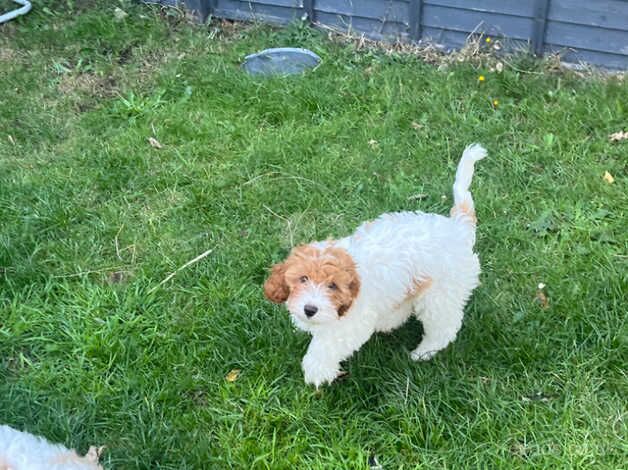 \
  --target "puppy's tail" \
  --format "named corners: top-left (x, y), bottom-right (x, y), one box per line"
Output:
top-left (450, 143), bottom-right (486, 225)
